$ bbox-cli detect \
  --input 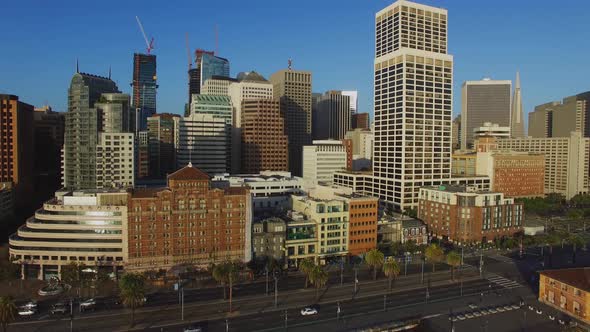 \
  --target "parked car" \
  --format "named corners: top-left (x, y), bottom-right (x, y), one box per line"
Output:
top-left (80, 298), bottom-right (96, 312)
top-left (18, 307), bottom-right (37, 317)
top-left (21, 301), bottom-right (37, 309)
top-left (51, 303), bottom-right (68, 315)
top-left (300, 307), bottom-right (318, 316)
top-left (183, 326), bottom-right (203, 332)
